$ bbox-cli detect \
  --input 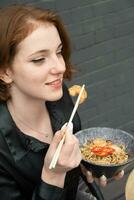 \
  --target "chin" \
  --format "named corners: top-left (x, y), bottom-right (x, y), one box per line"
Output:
top-left (47, 90), bottom-right (63, 101)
